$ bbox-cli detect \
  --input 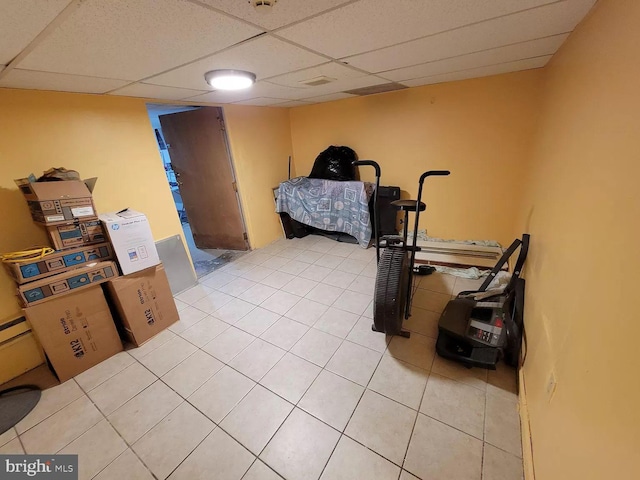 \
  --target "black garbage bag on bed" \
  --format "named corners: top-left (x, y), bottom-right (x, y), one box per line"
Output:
top-left (308, 146), bottom-right (358, 181)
